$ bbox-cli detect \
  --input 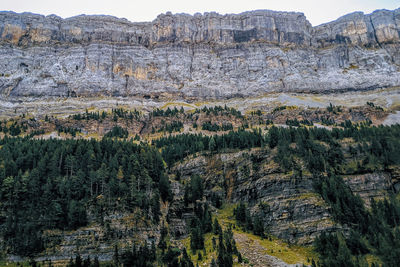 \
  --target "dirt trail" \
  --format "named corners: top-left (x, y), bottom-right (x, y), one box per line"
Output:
top-left (234, 232), bottom-right (301, 267)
